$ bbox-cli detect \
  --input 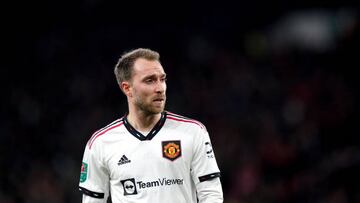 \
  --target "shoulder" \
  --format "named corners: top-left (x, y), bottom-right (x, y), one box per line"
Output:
top-left (86, 117), bottom-right (125, 149)
top-left (166, 111), bottom-right (207, 131)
